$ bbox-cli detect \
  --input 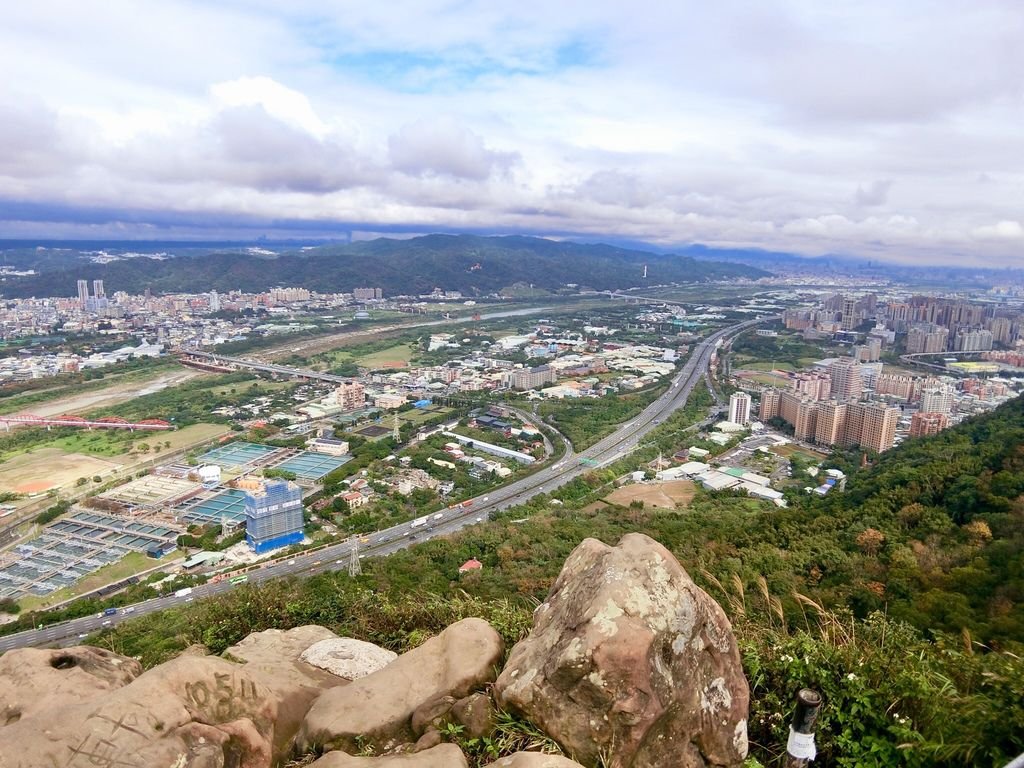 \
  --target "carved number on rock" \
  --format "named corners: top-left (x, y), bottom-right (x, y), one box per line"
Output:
top-left (185, 674), bottom-right (260, 721)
